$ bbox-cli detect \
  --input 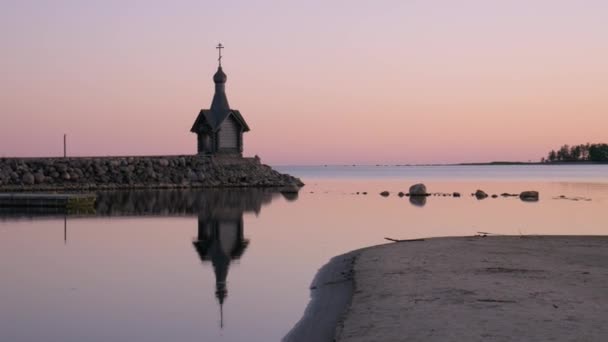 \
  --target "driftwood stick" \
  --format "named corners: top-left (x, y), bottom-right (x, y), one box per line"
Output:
top-left (385, 237), bottom-right (425, 242)
top-left (477, 231), bottom-right (504, 236)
